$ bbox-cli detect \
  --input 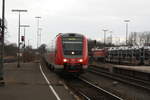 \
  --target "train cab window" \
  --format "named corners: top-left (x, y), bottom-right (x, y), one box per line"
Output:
top-left (62, 36), bottom-right (83, 57)
top-left (63, 42), bottom-right (83, 55)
